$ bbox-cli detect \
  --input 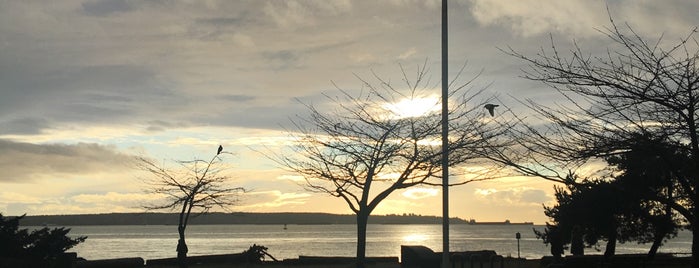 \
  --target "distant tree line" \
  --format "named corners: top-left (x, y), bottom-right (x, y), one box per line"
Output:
top-left (17, 212), bottom-right (470, 226)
